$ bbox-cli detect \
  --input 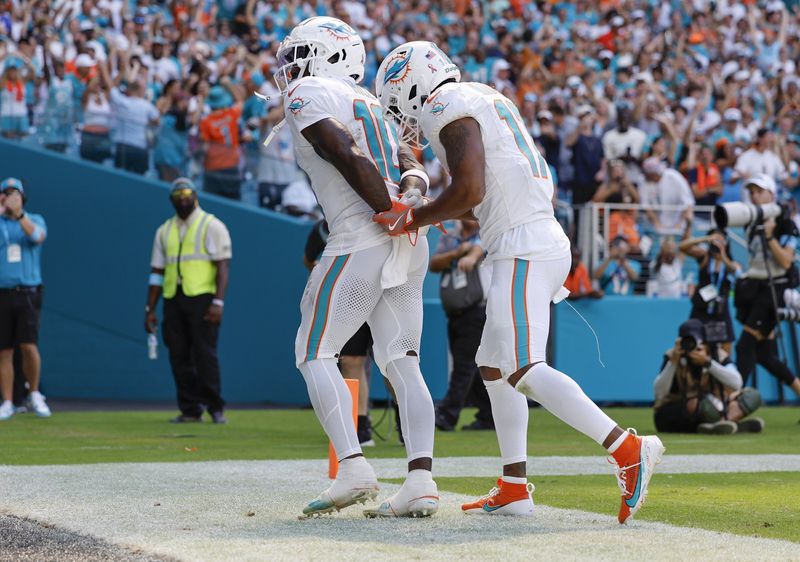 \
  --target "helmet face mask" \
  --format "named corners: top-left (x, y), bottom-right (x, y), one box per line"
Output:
top-left (274, 17), bottom-right (365, 93)
top-left (385, 92), bottom-right (427, 150)
top-left (376, 41), bottom-right (461, 150)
